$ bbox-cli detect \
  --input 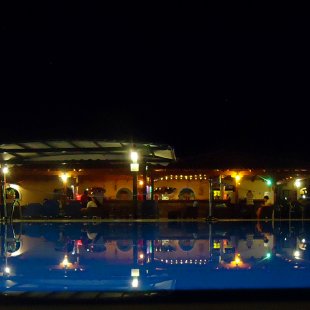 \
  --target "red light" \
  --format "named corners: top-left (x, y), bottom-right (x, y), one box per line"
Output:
top-left (77, 240), bottom-right (83, 246)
